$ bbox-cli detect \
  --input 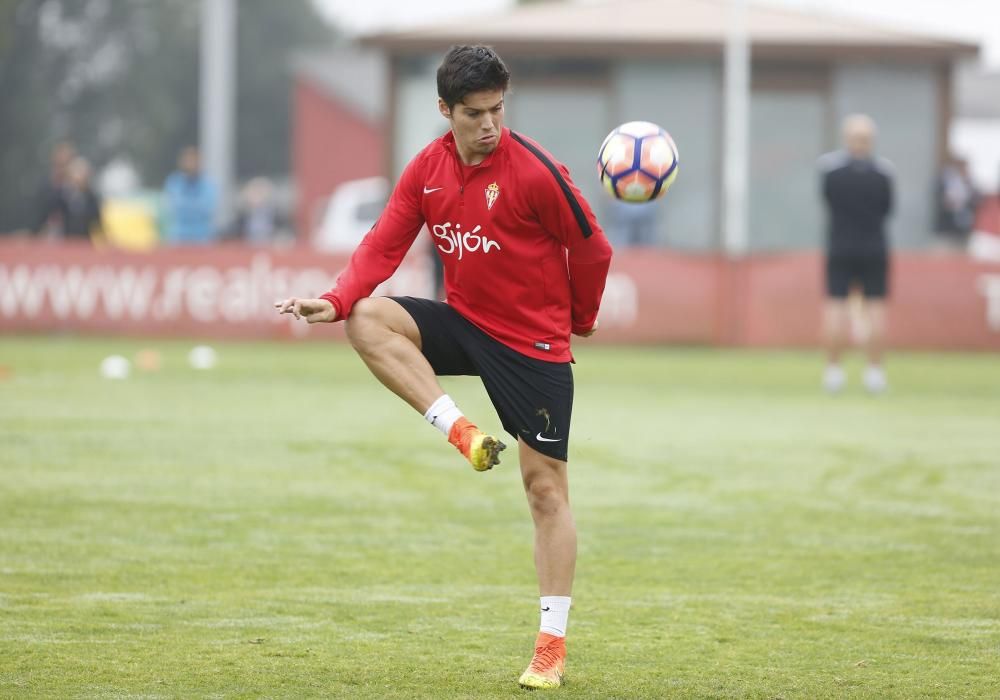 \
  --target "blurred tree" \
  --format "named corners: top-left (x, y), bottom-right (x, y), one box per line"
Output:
top-left (0, 0), bottom-right (334, 232)
top-left (0, 0), bottom-right (18, 52)
top-left (235, 0), bottom-right (333, 179)
top-left (0, 0), bottom-right (59, 232)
